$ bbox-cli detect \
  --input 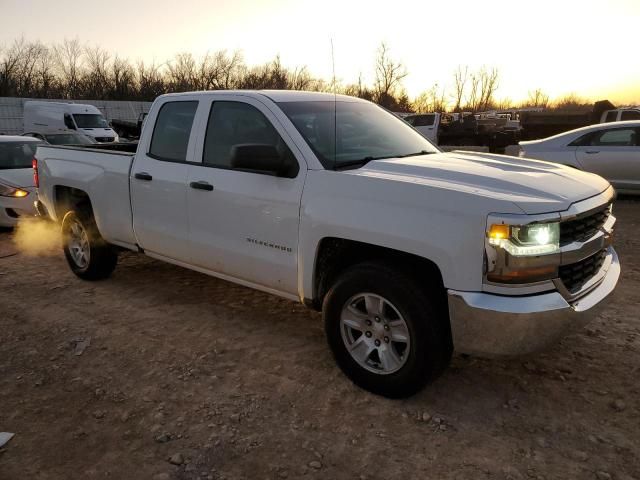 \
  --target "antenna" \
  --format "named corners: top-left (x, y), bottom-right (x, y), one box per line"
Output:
top-left (330, 38), bottom-right (337, 168)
